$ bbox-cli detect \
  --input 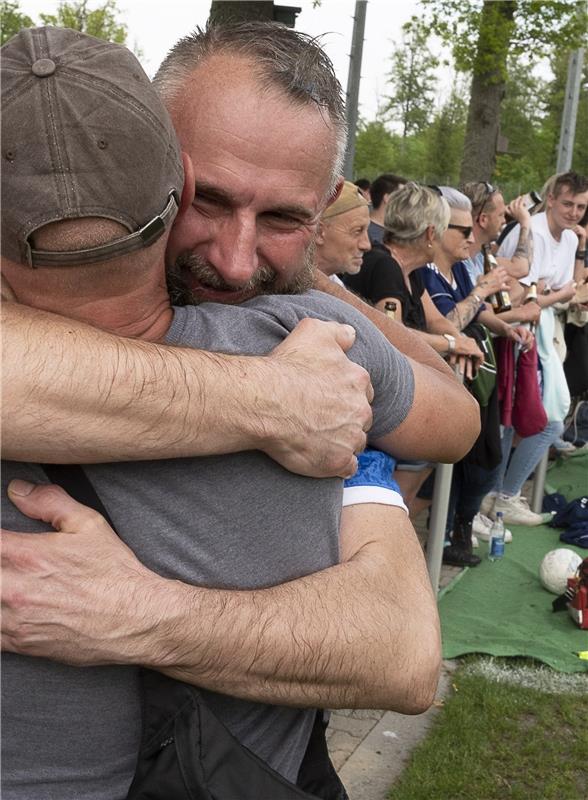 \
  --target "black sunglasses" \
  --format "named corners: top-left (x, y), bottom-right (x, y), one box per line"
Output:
top-left (477, 181), bottom-right (495, 218)
top-left (447, 223), bottom-right (473, 238)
